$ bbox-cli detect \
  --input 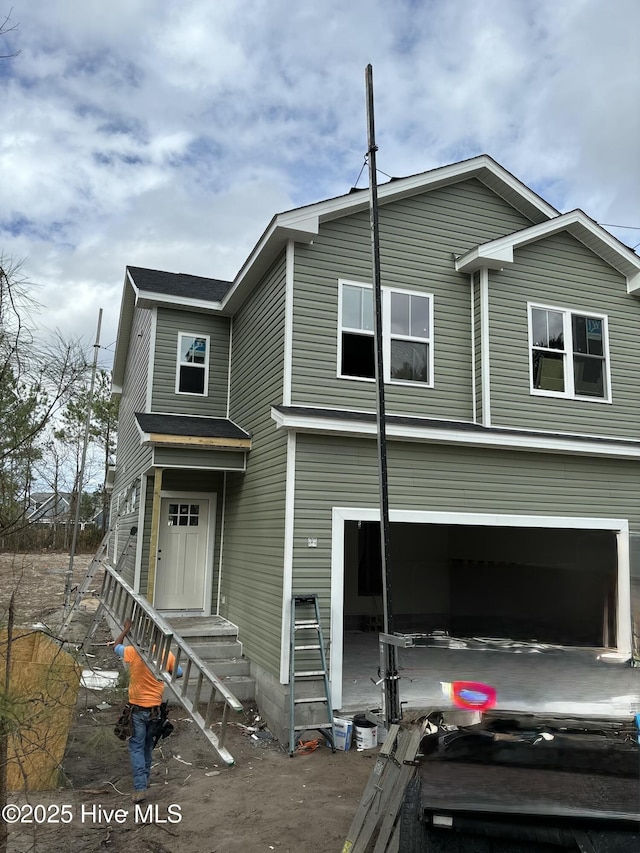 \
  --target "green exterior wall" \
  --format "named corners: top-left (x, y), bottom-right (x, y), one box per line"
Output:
top-left (110, 303), bottom-right (153, 584)
top-left (223, 253), bottom-right (288, 676)
top-left (488, 231), bottom-right (640, 436)
top-left (291, 433), bottom-right (640, 633)
top-left (151, 307), bottom-right (230, 416)
top-left (153, 447), bottom-right (245, 471)
top-left (290, 178), bottom-right (533, 419)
